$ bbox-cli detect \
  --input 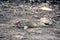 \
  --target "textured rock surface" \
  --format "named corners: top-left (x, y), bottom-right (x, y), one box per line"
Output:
top-left (0, 2), bottom-right (60, 40)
